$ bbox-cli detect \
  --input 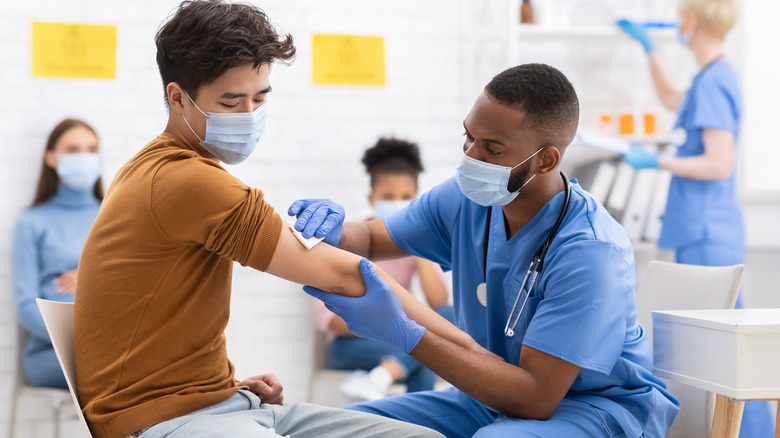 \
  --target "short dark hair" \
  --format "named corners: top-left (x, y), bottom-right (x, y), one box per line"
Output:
top-left (485, 64), bottom-right (579, 145)
top-left (361, 137), bottom-right (424, 189)
top-left (33, 118), bottom-right (104, 207)
top-left (155, 0), bottom-right (296, 105)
